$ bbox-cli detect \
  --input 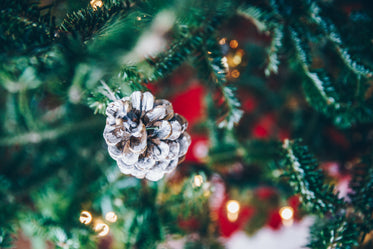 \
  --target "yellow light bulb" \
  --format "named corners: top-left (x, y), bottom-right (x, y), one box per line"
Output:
top-left (229, 40), bottom-right (239, 49)
top-left (219, 38), bottom-right (227, 45)
top-left (90, 0), bottom-right (103, 10)
top-left (226, 200), bottom-right (240, 222)
top-left (227, 200), bottom-right (240, 213)
top-left (232, 54), bottom-right (242, 65)
top-left (79, 211), bottom-right (92, 225)
top-left (193, 175), bottom-right (204, 187)
top-left (94, 222), bottom-right (110, 237)
top-left (231, 69), bottom-right (240, 78)
top-left (105, 211), bottom-right (118, 223)
top-left (279, 206), bottom-right (294, 220)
